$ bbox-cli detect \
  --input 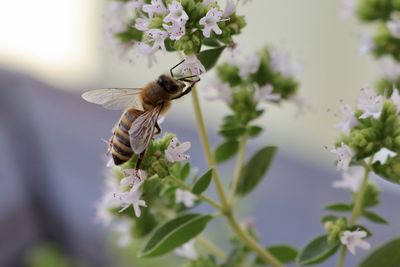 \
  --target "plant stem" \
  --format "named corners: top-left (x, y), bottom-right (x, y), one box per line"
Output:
top-left (190, 87), bottom-right (229, 208)
top-left (225, 211), bottom-right (284, 267)
top-left (196, 236), bottom-right (227, 260)
top-left (228, 136), bottom-right (247, 204)
top-left (167, 175), bottom-right (223, 211)
top-left (336, 156), bottom-right (373, 267)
